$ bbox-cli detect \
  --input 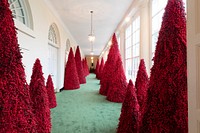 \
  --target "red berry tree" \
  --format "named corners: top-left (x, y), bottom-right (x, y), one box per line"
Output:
top-left (0, 0), bottom-right (36, 132)
top-left (106, 56), bottom-right (127, 102)
top-left (75, 46), bottom-right (86, 84)
top-left (99, 33), bottom-right (120, 95)
top-left (82, 59), bottom-right (87, 77)
top-left (140, 0), bottom-right (187, 132)
top-left (84, 57), bottom-right (90, 76)
top-left (95, 59), bottom-right (100, 79)
top-left (64, 48), bottom-right (80, 90)
top-left (117, 80), bottom-right (140, 133)
top-left (98, 58), bottom-right (104, 80)
top-left (29, 59), bottom-right (51, 133)
top-left (46, 75), bottom-right (57, 108)
top-left (135, 59), bottom-right (149, 117)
